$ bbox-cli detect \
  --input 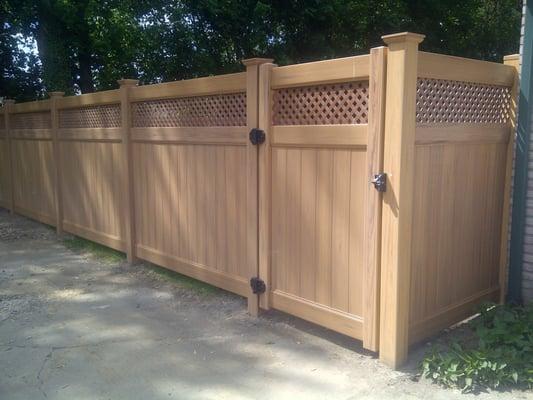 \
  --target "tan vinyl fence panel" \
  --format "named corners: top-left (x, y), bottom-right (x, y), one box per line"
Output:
top-left (132, 142), bottom-right (250, 295)
top-left (0, 34), bottom-right (519, 368)
top-left (60, 140), bottom-right (126, 250)
top-left (270, 147), bottom-right (366, 329)
top-left (58, 101), bottom-right (126, 251)
top-left (9, 110), bottom-right (56, 225)
top-left (407, 52), bottom-right (516, 343)
top-left (11, 139), bottom-right (56, 224)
